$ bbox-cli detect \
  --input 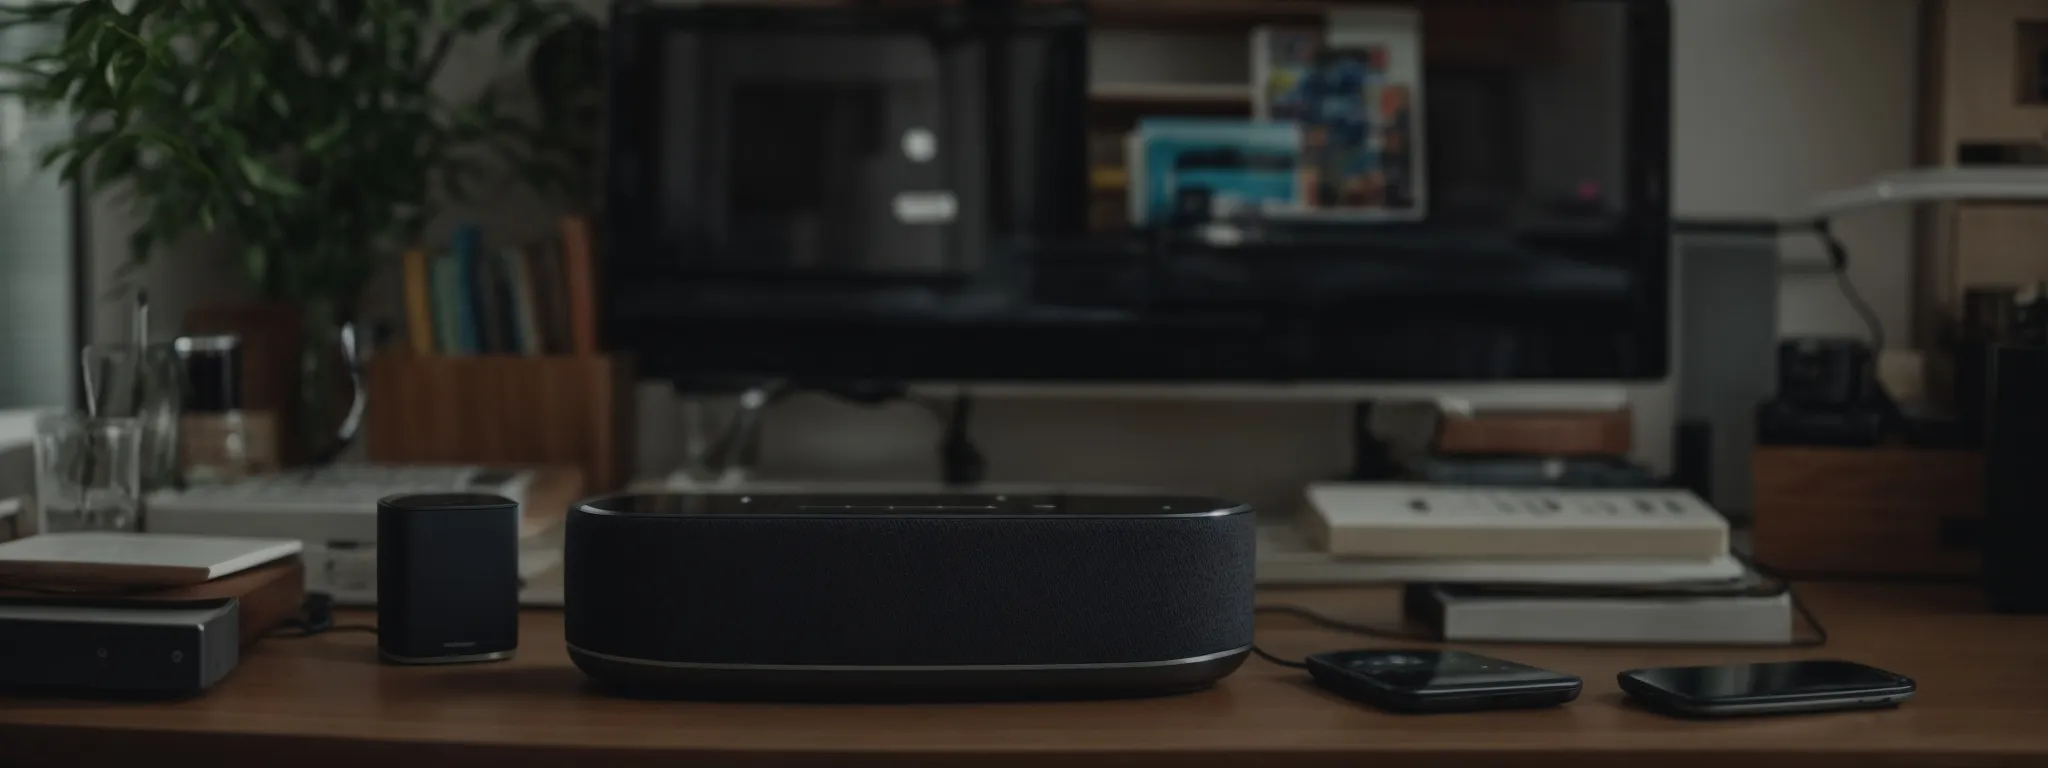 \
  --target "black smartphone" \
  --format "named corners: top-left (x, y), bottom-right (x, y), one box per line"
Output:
top-left (1306, 650), bottom-right (1582, 713)
top-left (1619, 659), bottom-right (1916, 718)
